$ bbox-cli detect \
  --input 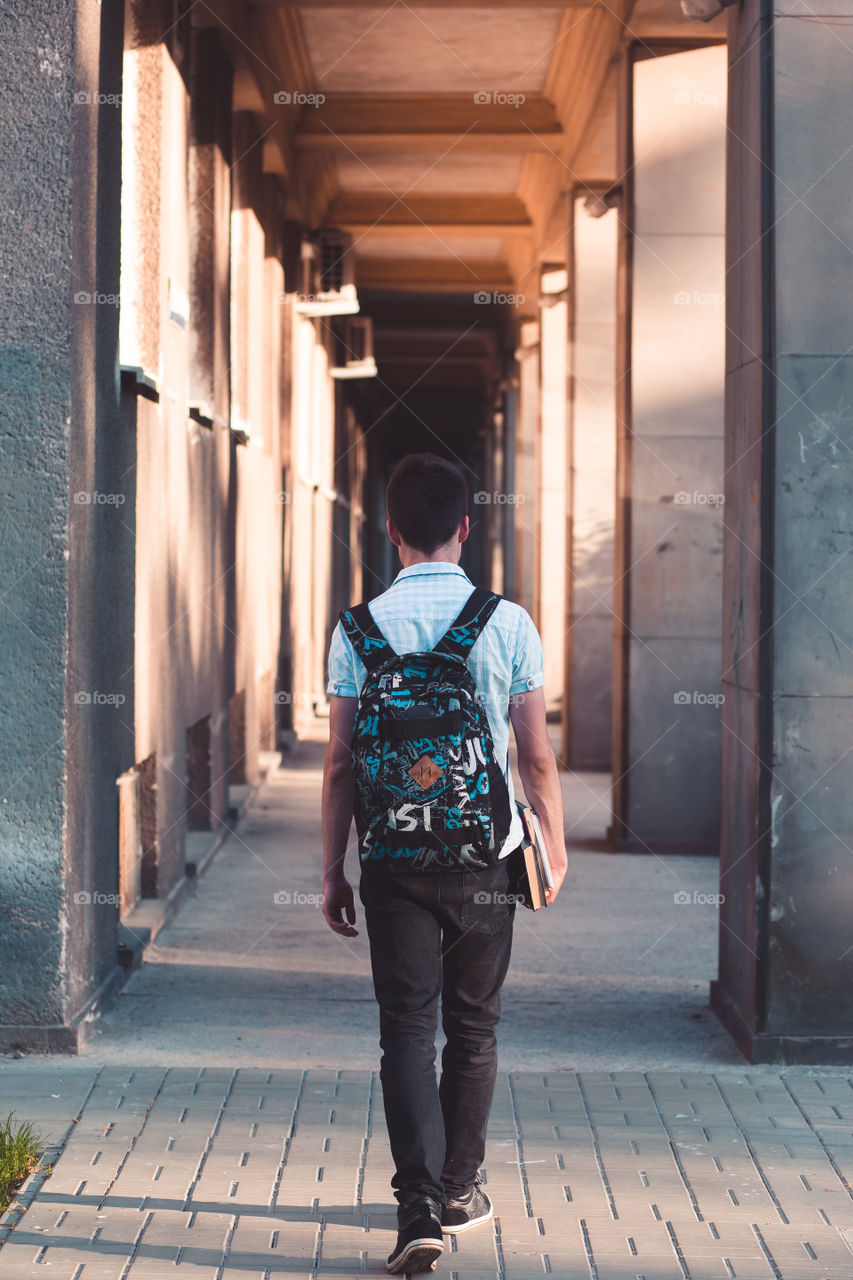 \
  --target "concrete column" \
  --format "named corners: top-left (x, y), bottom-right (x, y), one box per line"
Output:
top-left (501, 383), bottom-right (518, 599)
top-left (611, 45), bottom-right (727, 853)
top-left (0, 0), bottom-right (128, 1048)
top-left (513, 319), bottom-right (540, 618)
top-left (483, 403), bottom-right (505, 593)
top-left (123, 9), bottom-right (212, 886)
top-left (230, 114), bottom-right (284, 782)
top-left (565, 199), bottom-right (617, 769)
top-left (188, 27), bottom-right (232, 426)
top-left (287, 305), bottom-right (336, 736)
top-left (186, 24), bottom-right (233, 821)
top-left (712, 0), bottom-right (853, 1060)
top-left (538, 268), bottom-right (569, 715)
